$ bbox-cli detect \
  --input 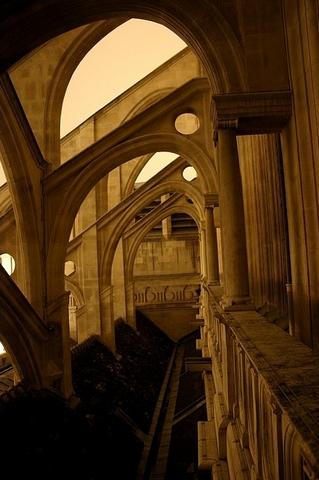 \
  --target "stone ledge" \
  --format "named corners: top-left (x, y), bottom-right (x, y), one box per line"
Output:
top-left (213, 301), bottom-right (319, 464)
top-left (185, 356), bottom-right (211, 372)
